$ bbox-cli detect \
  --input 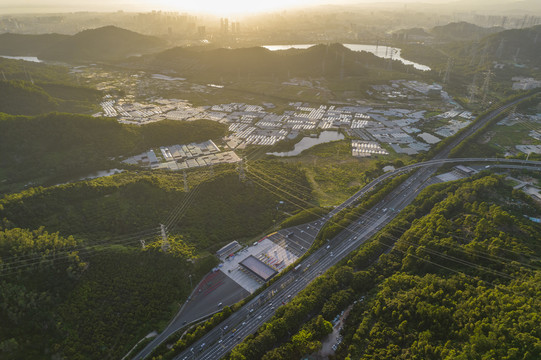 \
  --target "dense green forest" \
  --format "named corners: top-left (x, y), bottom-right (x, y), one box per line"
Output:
top-left (228, 174), bottom-right (541, 360)
top-left (0, 57), bottom-right (101, 115)
top-left (0, 80), bottom-right (101, 115)
top-left (0, 113), bottom-right (228, 193)
top-left (126, 43), bottom-right (424, 82)
top-left (0, 159), bottom-right (314, 359)
top-left (0, 161), bottom-right (311, 249)
top-left (0, 225), bottom-right (217, 359)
